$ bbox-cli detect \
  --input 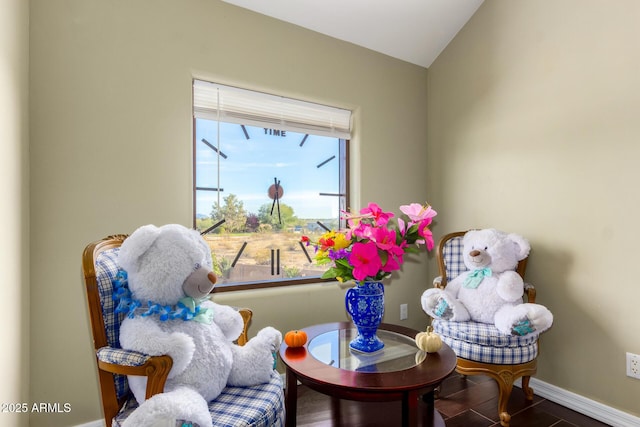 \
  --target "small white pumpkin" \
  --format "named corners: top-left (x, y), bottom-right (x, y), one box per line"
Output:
top-left (415, 325), bottom-right (443, 353)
